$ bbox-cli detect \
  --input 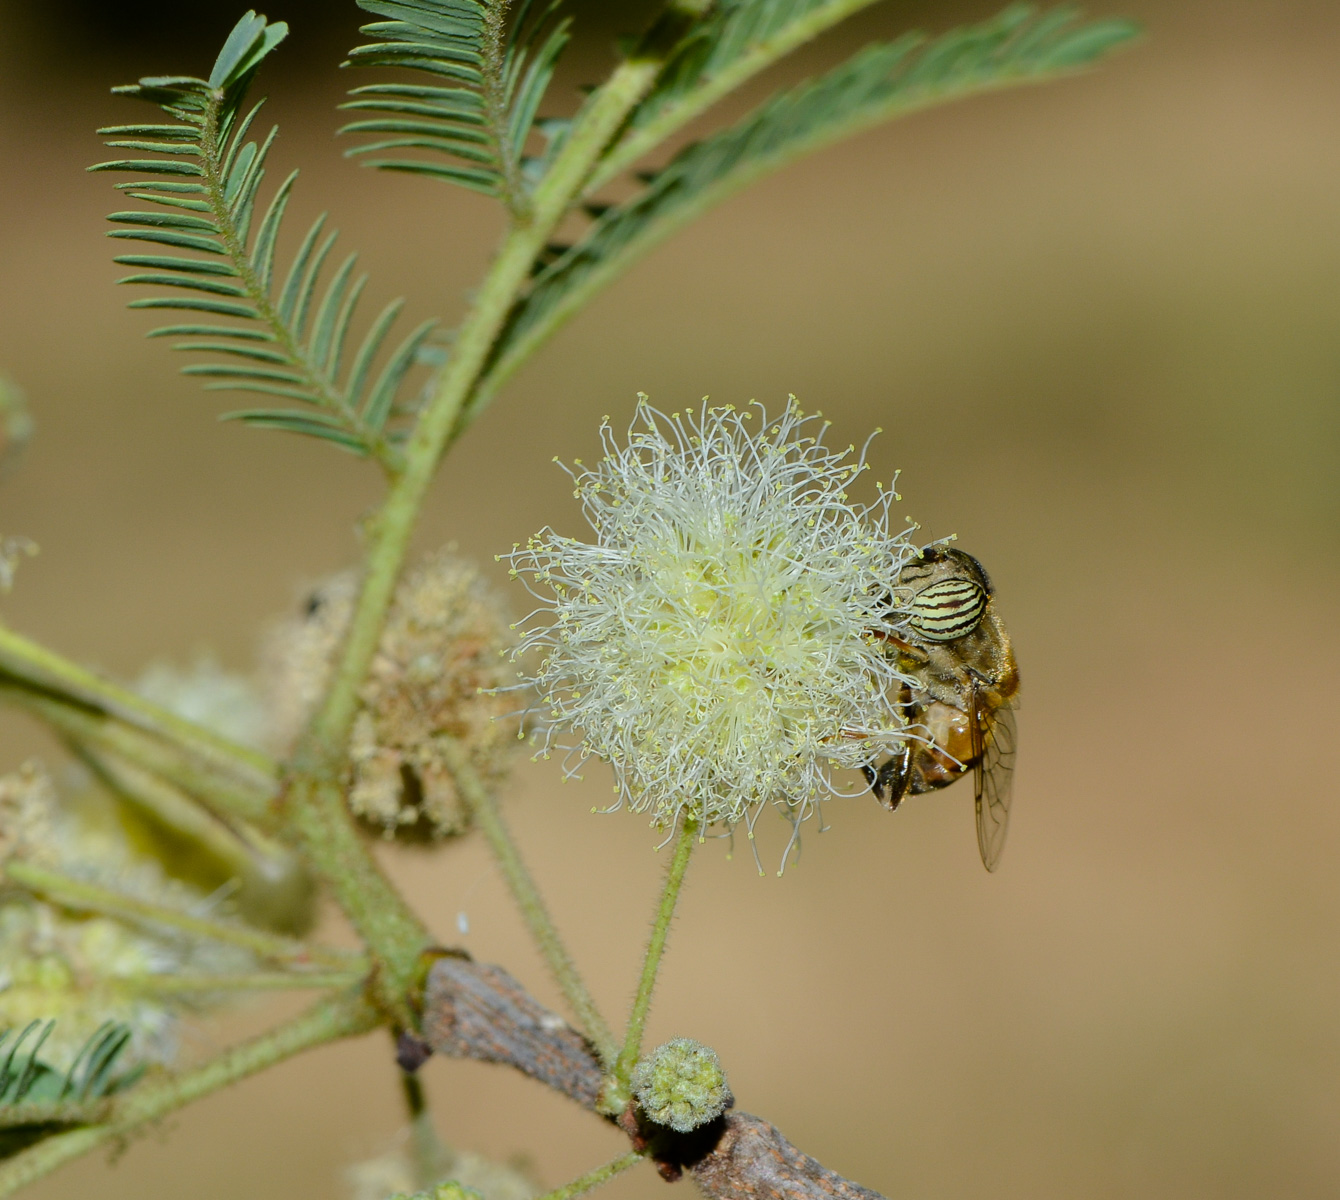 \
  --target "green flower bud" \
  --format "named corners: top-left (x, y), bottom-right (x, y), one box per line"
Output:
top-left (632, 1037), bottom-right (732, 1133)
top-left (427, 1185), bottom-right (484, 1200)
